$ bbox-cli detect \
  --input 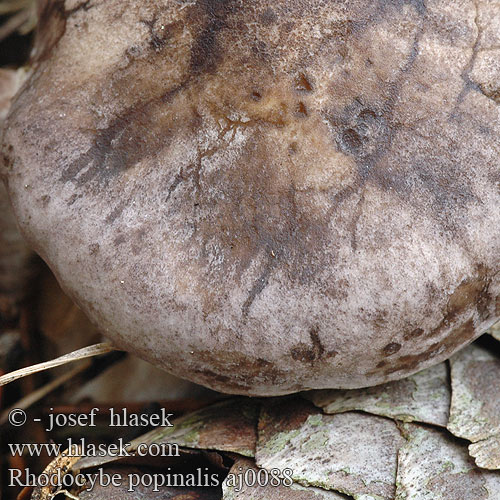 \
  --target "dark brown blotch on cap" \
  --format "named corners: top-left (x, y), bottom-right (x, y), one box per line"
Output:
top-left (404, 328), bottom-right (424, 341)
top-left (290, 326), bottom-right (332, 364)
top-left (383, 342), bottom-right (402, 356)
top-left (296, 102), bottom-right (308, 118)
top-left (295, 73), bottom-right (313, 93)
